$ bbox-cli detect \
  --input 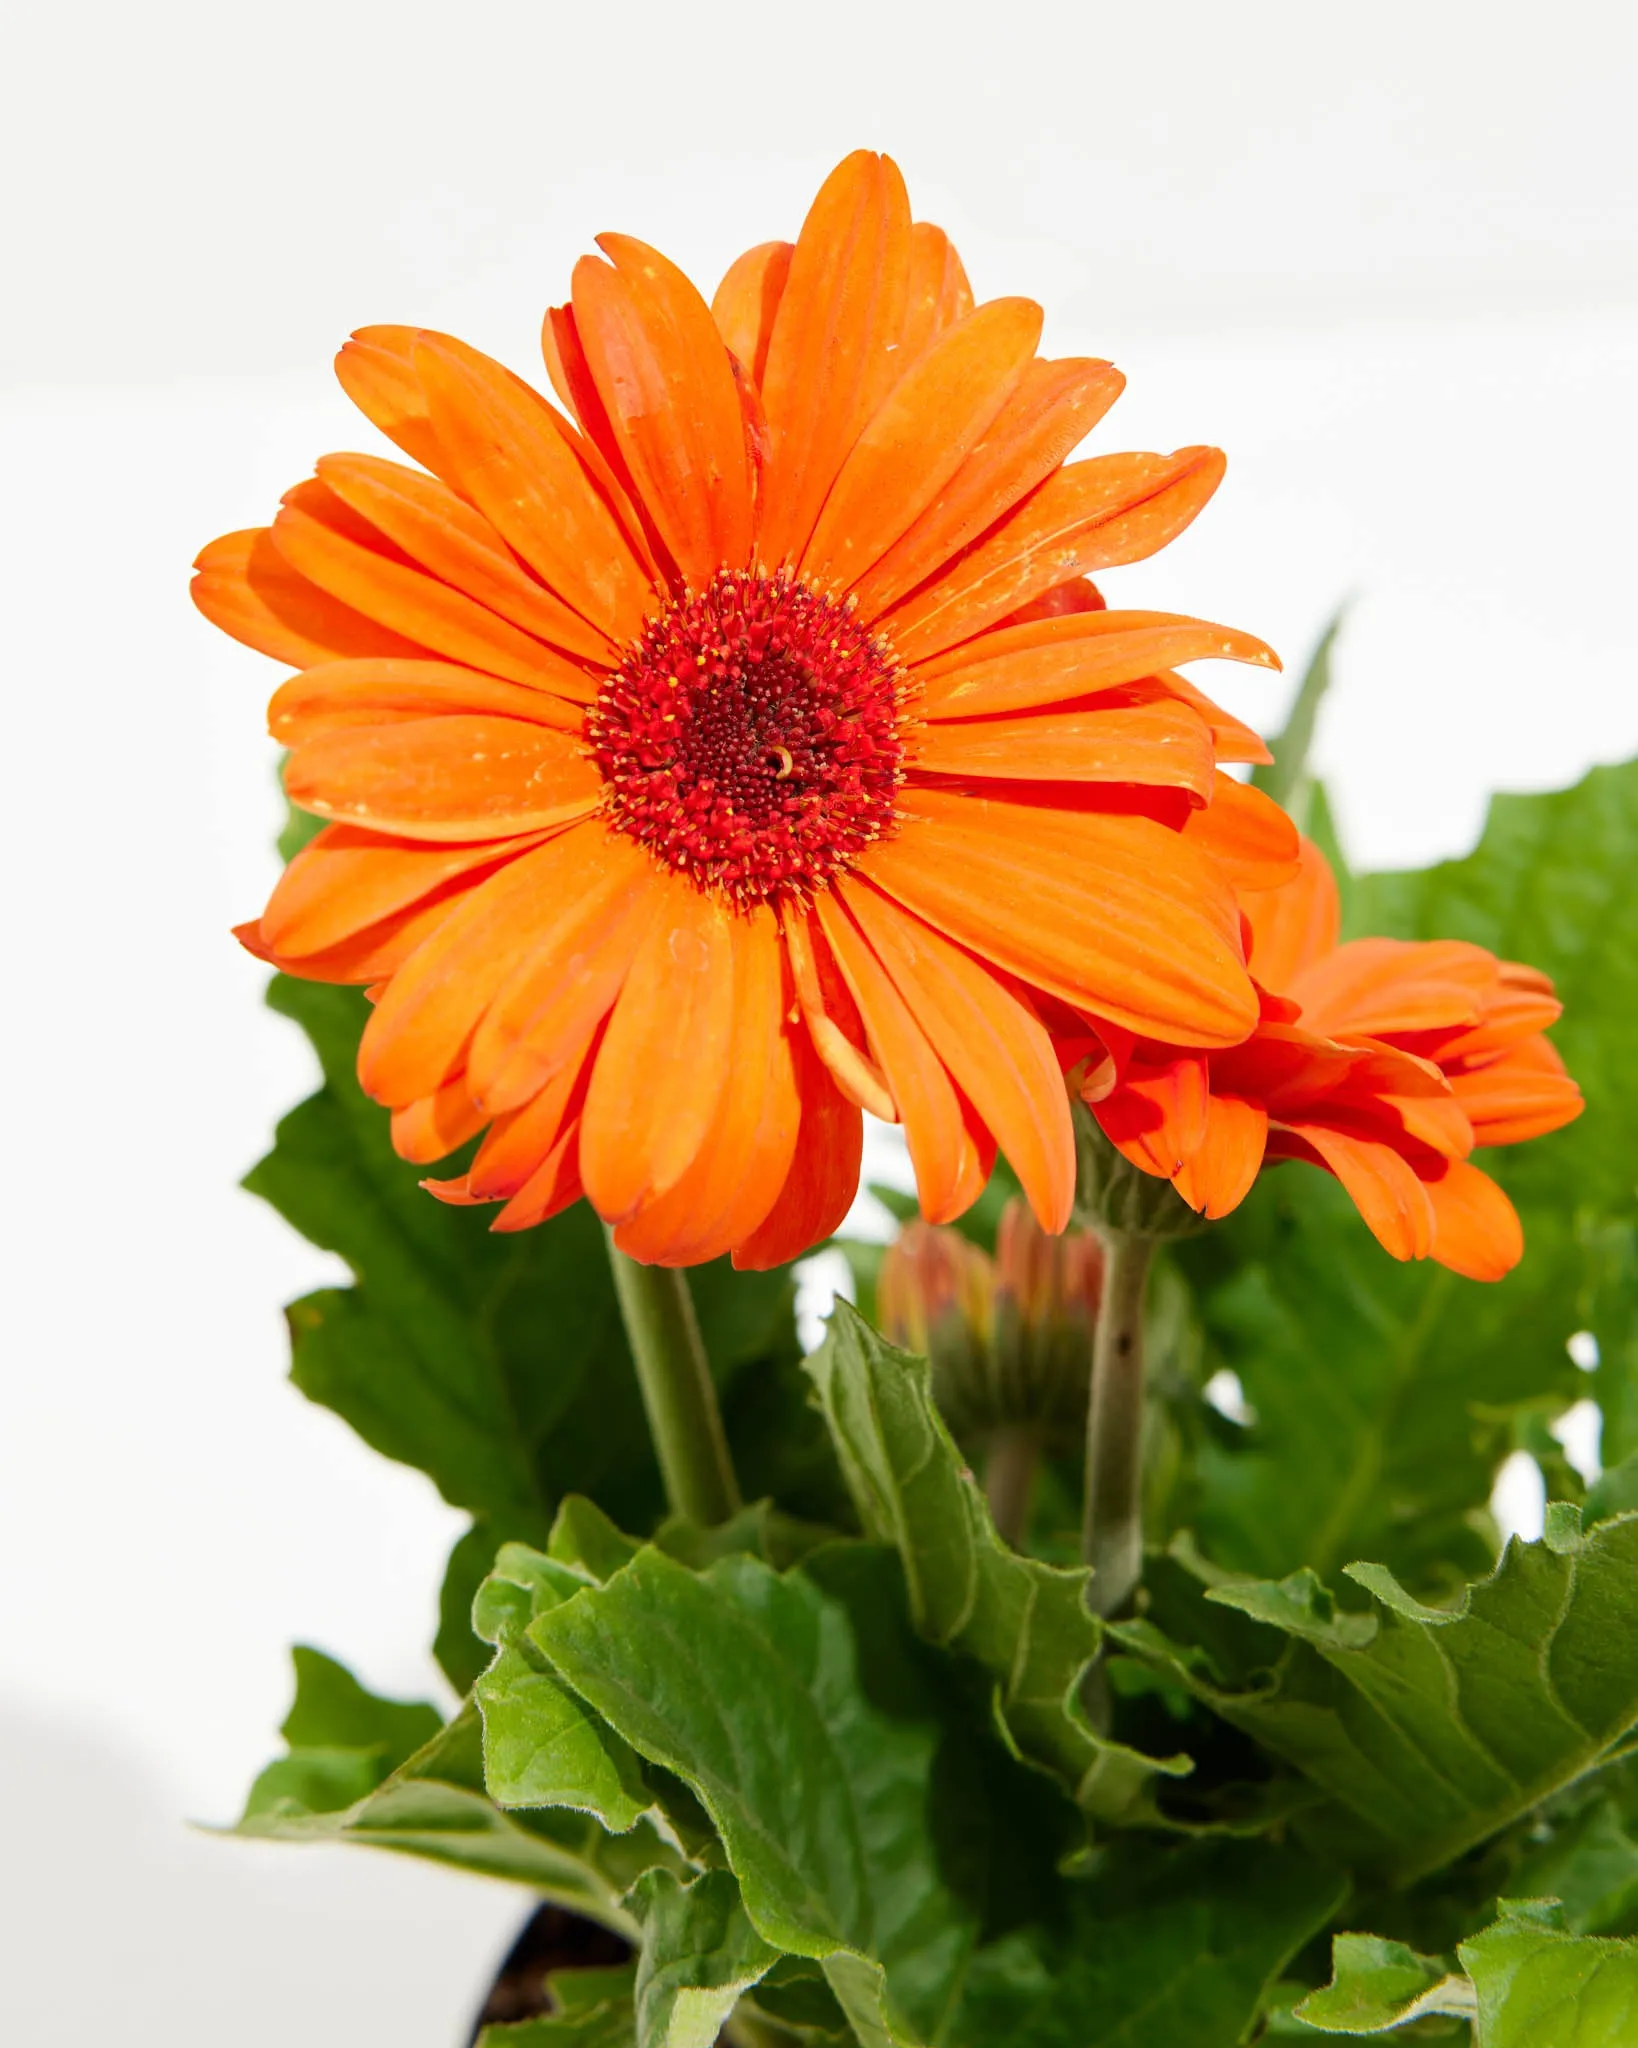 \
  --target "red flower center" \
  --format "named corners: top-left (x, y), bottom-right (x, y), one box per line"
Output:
top-left (590, 568), bottom-right (905, 902)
